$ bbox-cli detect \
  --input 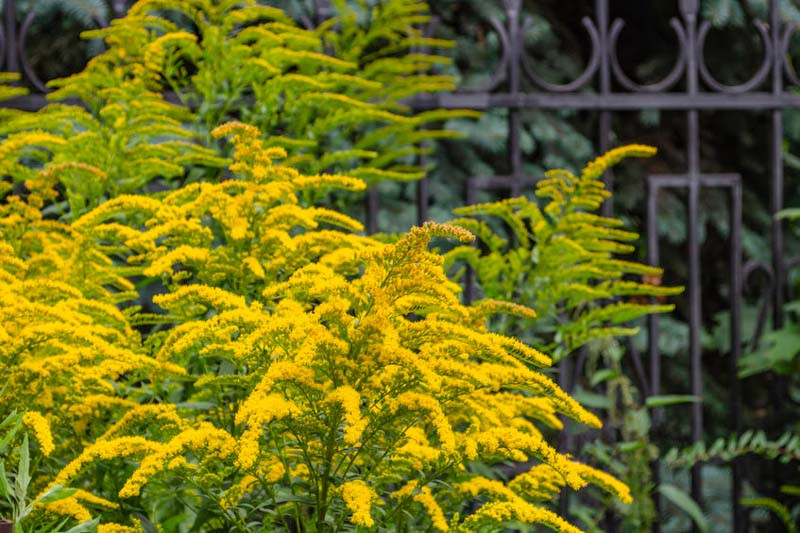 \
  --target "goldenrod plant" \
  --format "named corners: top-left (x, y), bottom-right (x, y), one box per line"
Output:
top-left (0, 411), bottom-right (101, 532)
top-left (0, 122), bottom-right (633, 531)
top-left (0, 0), bottom-right (475, 224)
top-left (0, 3), bottom-right (664, 529)
top-left (0, 78), bottom-right (226, 219)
